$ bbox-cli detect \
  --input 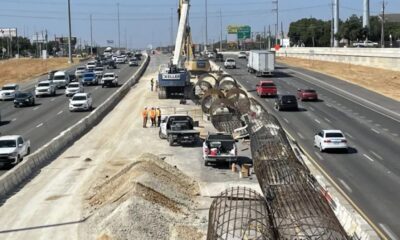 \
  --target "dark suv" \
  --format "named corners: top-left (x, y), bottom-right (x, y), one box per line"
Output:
top-left (14, 92), bottom-right (35, 107)
top-left (275, 95), bottom-right (298, 111)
